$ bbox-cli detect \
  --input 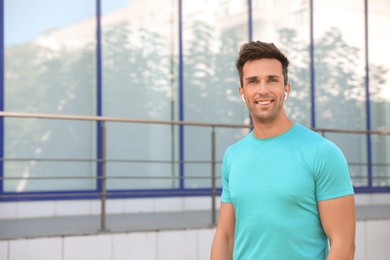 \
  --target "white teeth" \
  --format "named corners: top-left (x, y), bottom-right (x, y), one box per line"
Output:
top-left (257, 101), bottom-right (271, 105)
